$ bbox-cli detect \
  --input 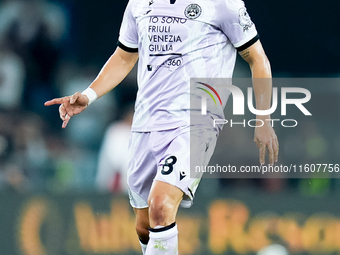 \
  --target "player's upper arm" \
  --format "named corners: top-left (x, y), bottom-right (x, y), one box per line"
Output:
top-left (238, 40), bottom-right (271, 79)
top-left (115, 46), bottom-right (139, 66)
top-left (238, 40), bottom-right (268, 65)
